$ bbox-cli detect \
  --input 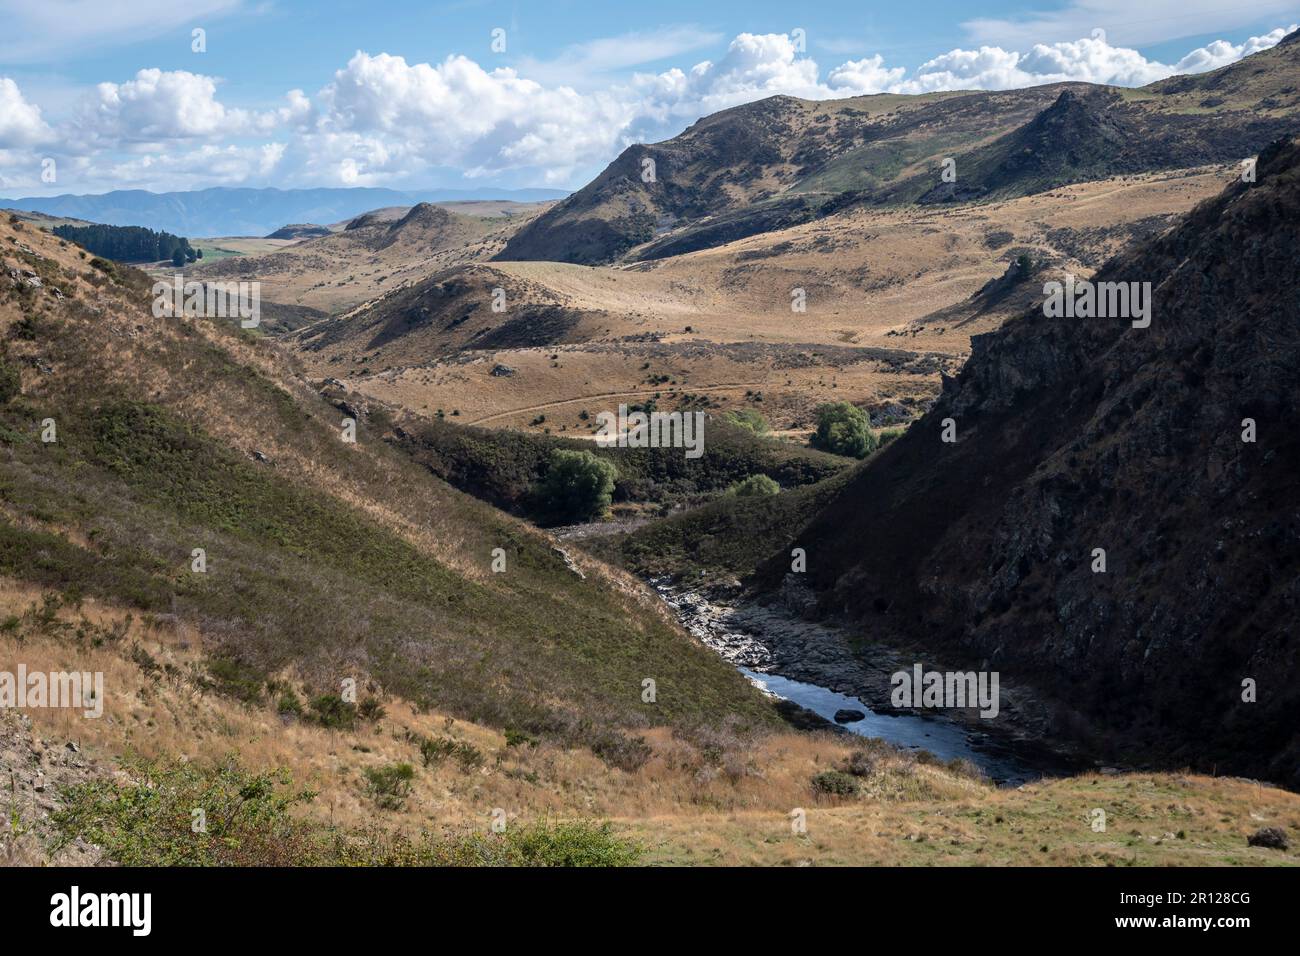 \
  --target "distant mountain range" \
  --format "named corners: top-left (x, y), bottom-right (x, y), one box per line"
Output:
top-left (0, 186), bottom-right (569, 238)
